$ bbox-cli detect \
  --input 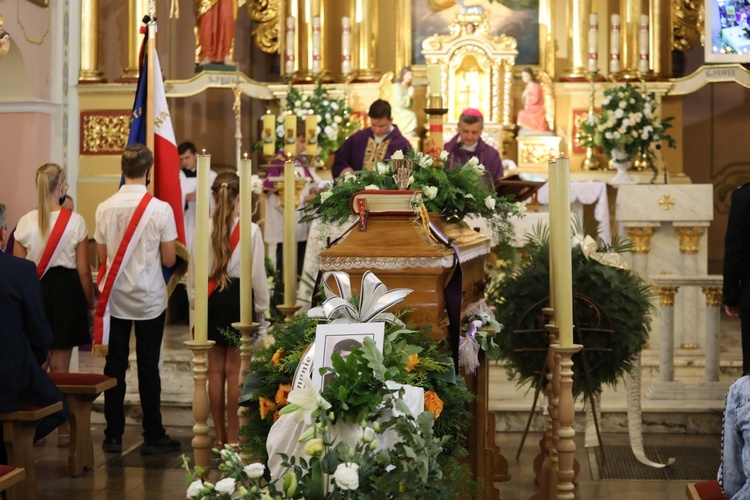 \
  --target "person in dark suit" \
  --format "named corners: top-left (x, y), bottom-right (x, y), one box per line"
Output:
top-left (724, 184), bottom-right (750, 374)
top-left (0, 203), bottom-right (68, 463)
